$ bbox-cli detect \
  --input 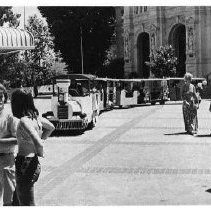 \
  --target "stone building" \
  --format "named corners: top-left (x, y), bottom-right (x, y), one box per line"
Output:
top-left (115, 6), bottom-right (211, 80)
